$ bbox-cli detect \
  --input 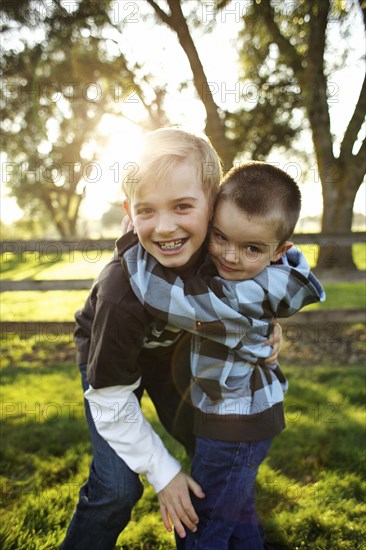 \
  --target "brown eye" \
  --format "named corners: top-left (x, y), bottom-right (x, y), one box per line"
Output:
top-left (137, 208), bottom-right (153, 215)
top-left (214, 231), bottom-right (225, 241)
top-left (244, 246), bottom-right (261, 259)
